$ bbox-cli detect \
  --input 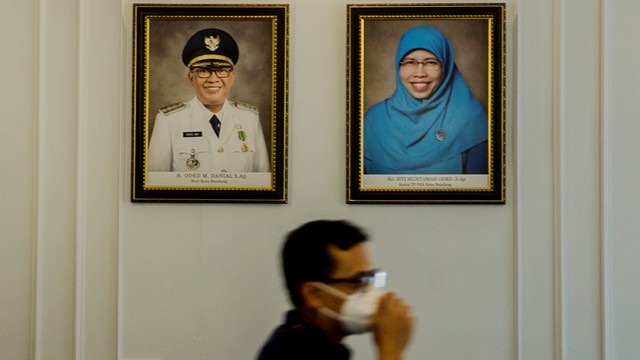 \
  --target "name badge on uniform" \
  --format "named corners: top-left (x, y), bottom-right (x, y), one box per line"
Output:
top-left (183, 131), bottom-right (203, 138)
